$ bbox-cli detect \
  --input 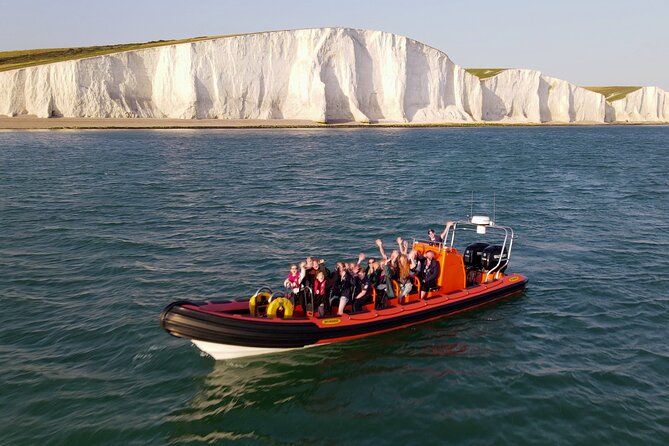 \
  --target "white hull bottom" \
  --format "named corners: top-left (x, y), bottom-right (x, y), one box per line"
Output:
top-left (192, 340), bottom-right (303, 360)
